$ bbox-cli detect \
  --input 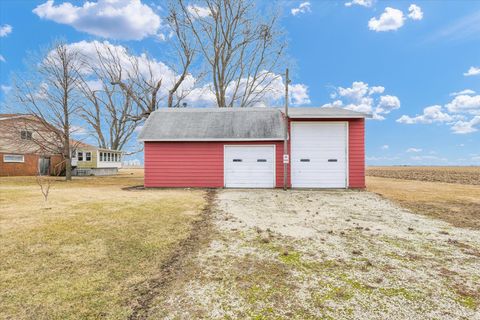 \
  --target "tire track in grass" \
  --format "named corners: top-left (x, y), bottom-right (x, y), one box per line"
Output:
top-left (128, 189), bottom-right (217, 320)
